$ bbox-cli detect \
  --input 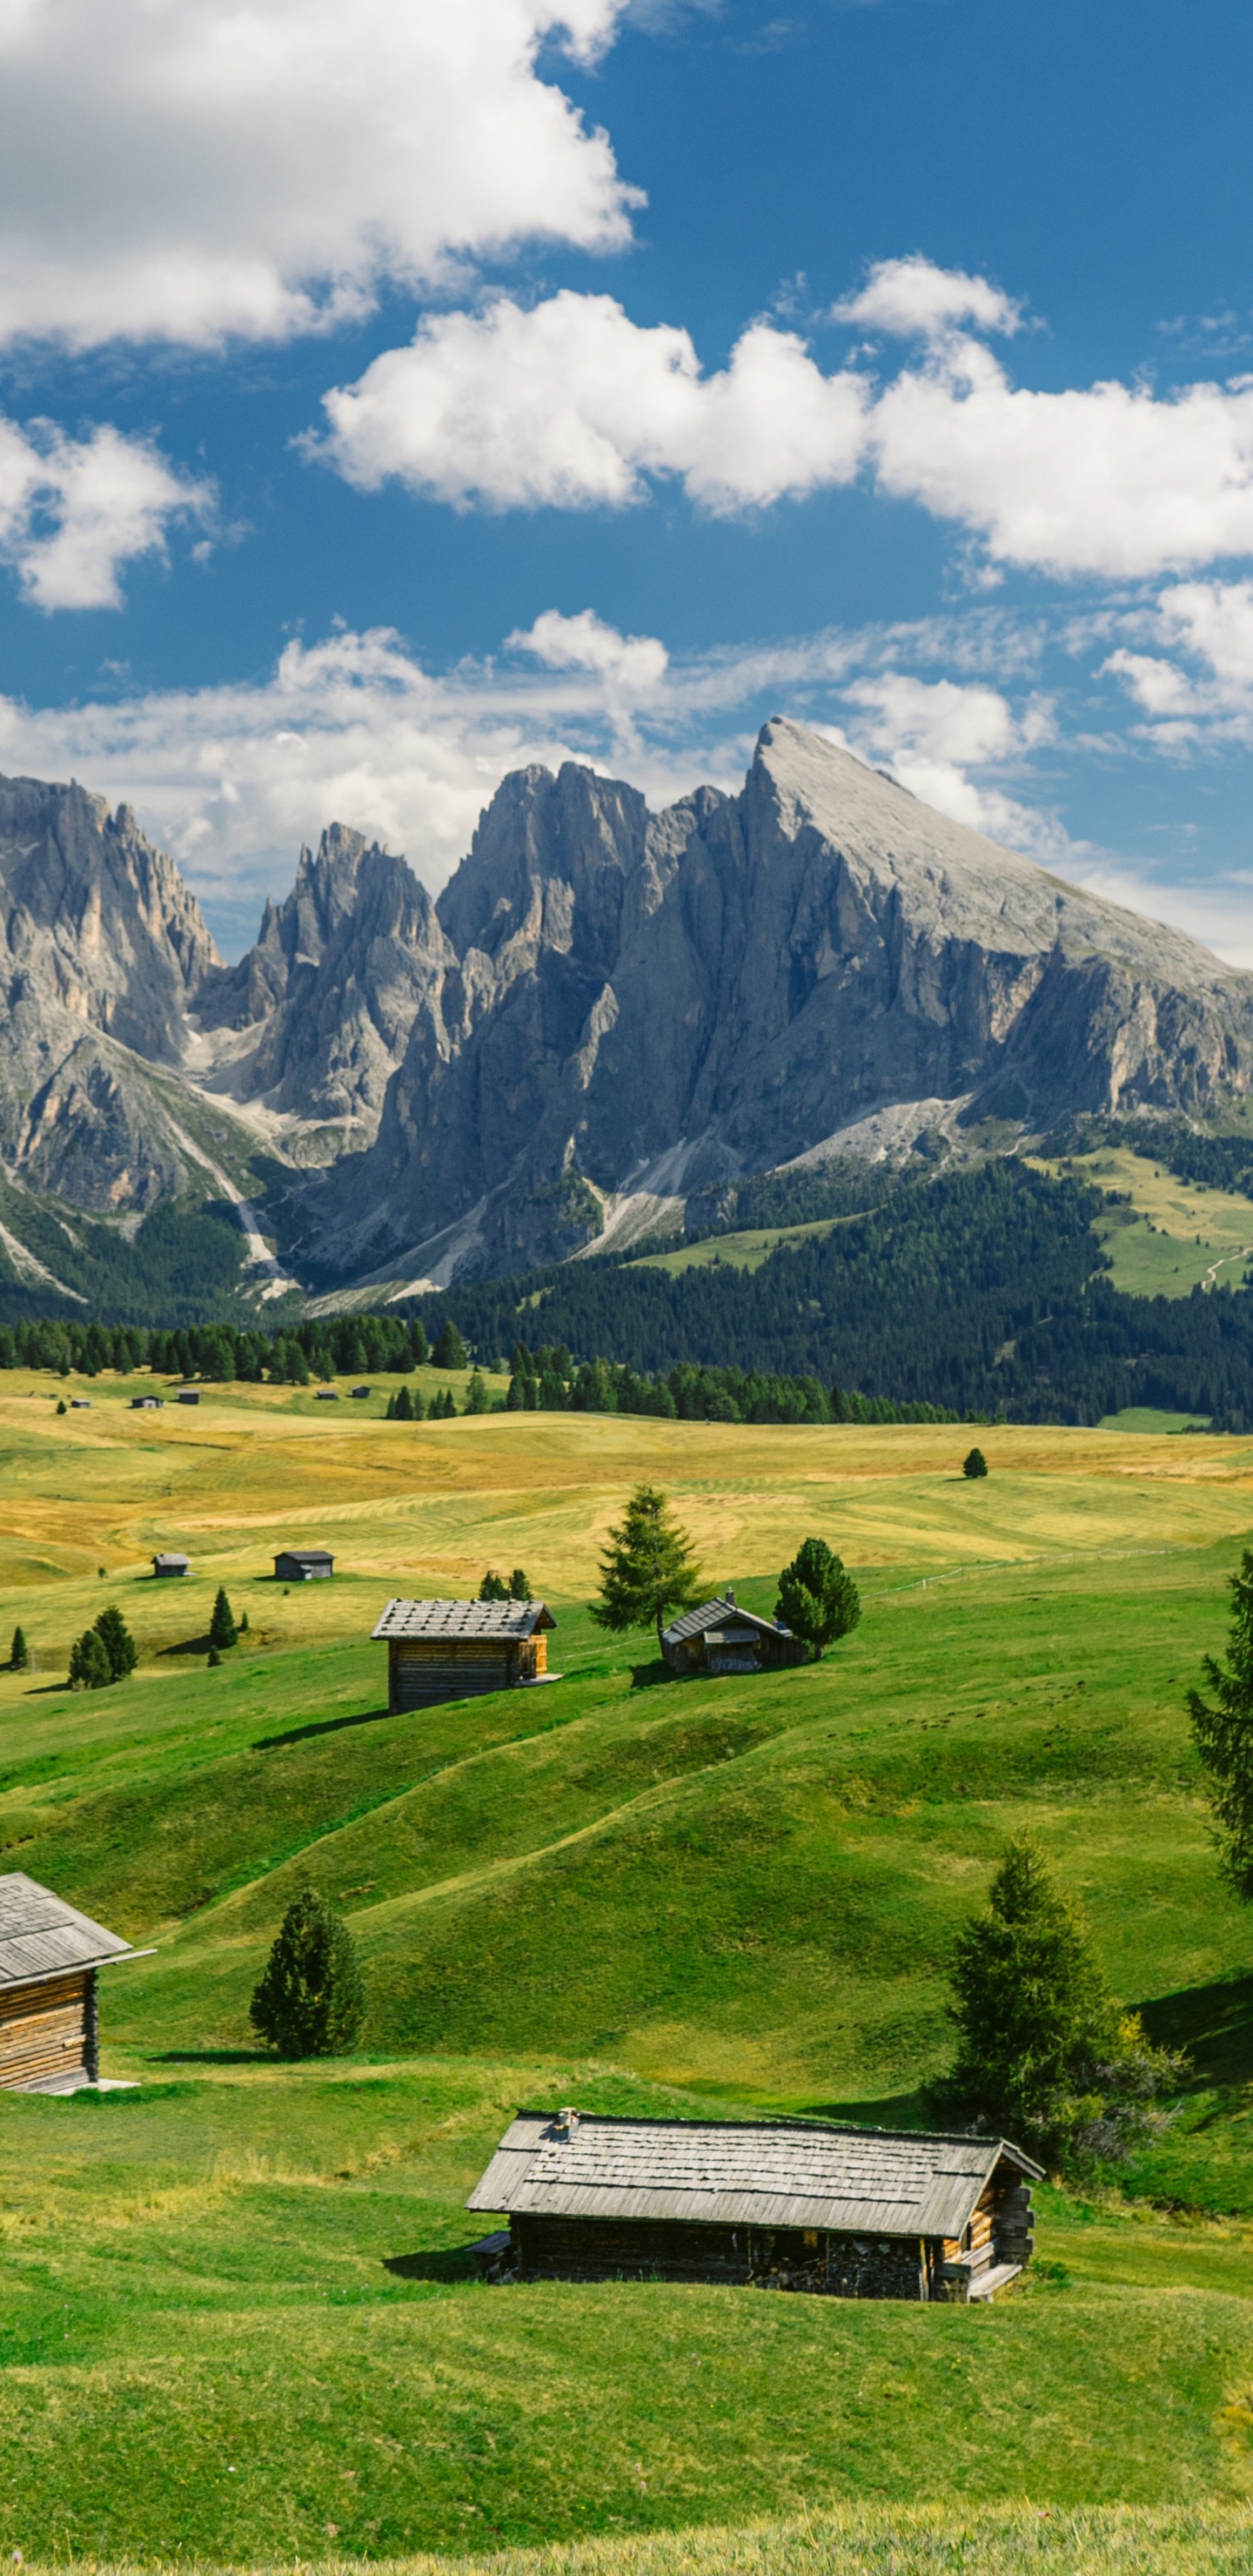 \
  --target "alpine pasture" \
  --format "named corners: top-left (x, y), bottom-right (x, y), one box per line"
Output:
top-left (6, 1369), bottom-right (1253, 2561)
